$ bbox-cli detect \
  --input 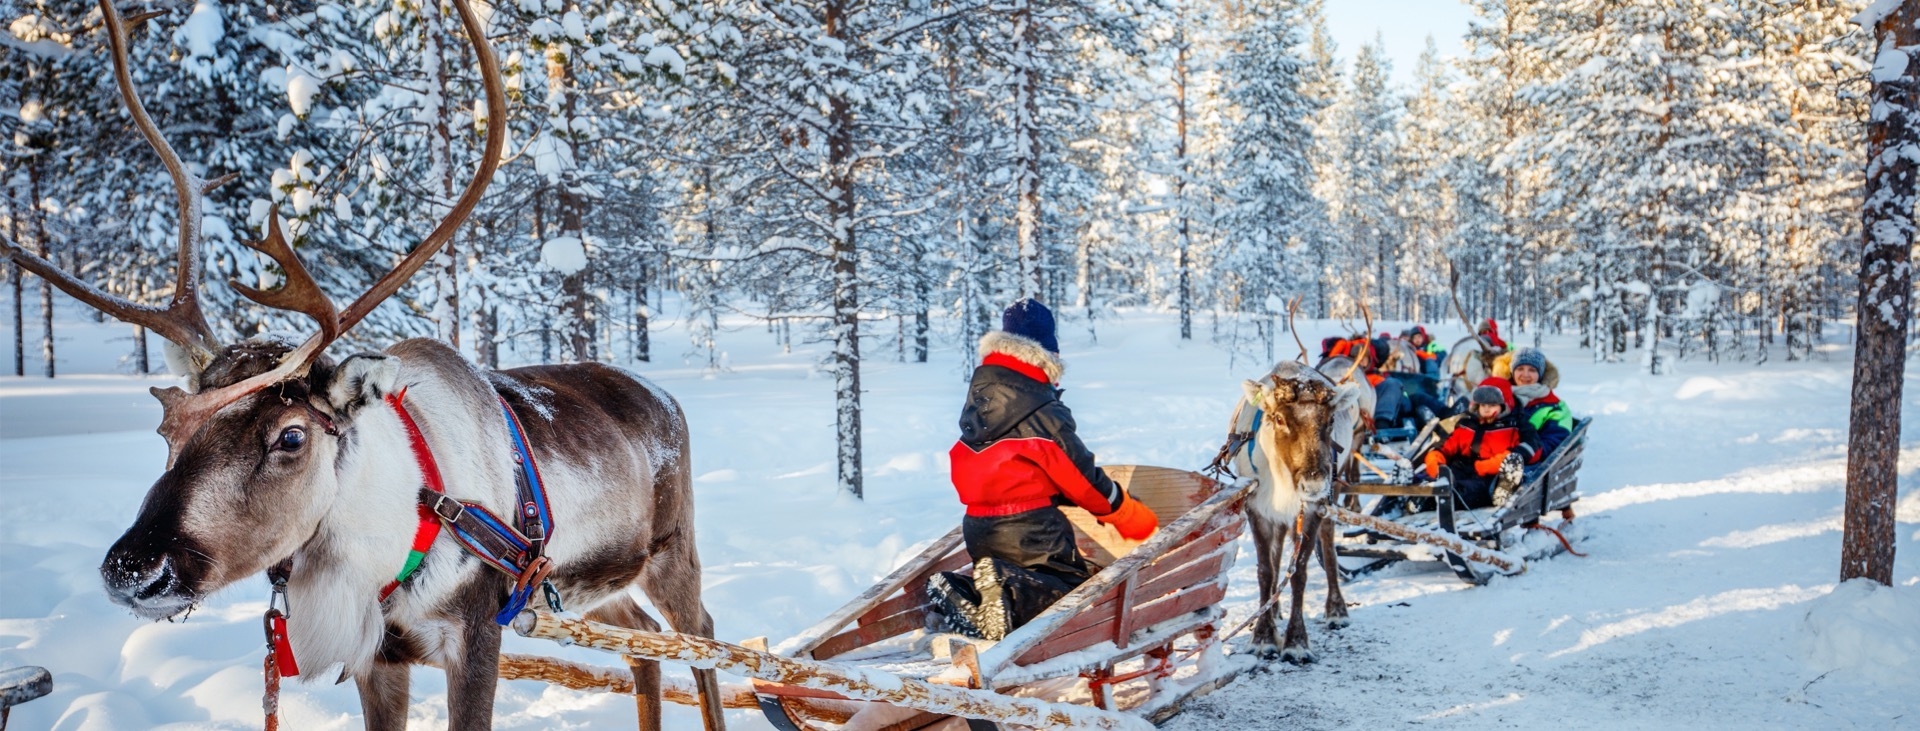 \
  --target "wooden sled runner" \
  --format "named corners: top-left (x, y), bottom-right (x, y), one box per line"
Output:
top-left (1340, 418), bottom-right (1591, 584)
top-left (504, 465), bottom-right (1252, 730)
